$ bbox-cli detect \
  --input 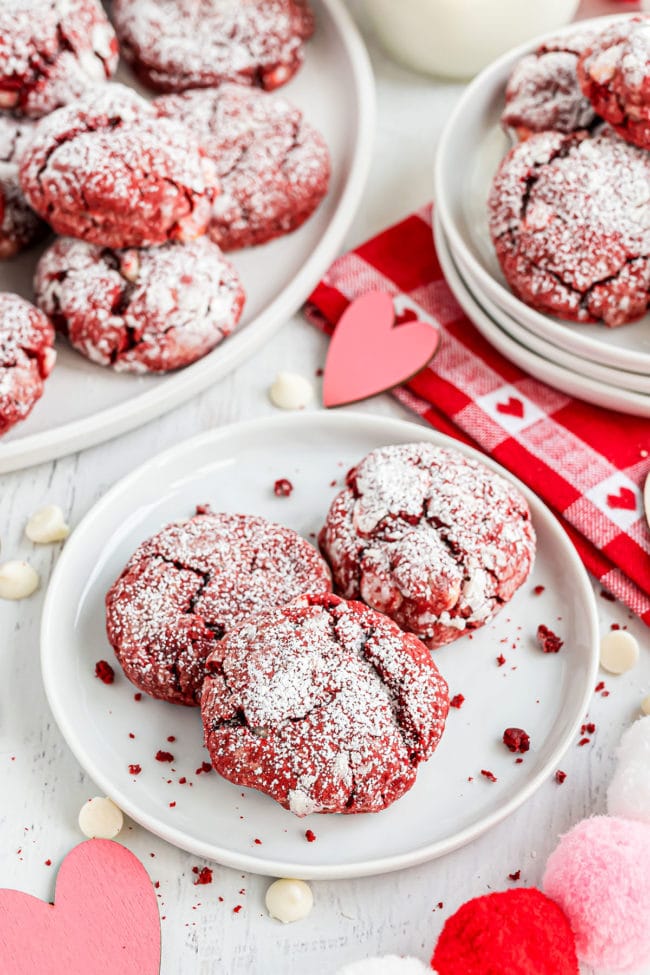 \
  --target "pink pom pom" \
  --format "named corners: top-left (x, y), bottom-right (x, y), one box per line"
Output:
top-left (543, 816), bottom-right (650, 973)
